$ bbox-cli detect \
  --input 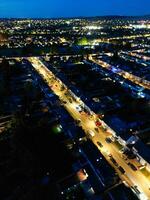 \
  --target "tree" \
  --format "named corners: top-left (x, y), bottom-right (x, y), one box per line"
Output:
top-left (77, 37), bottom-right (89, 46)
